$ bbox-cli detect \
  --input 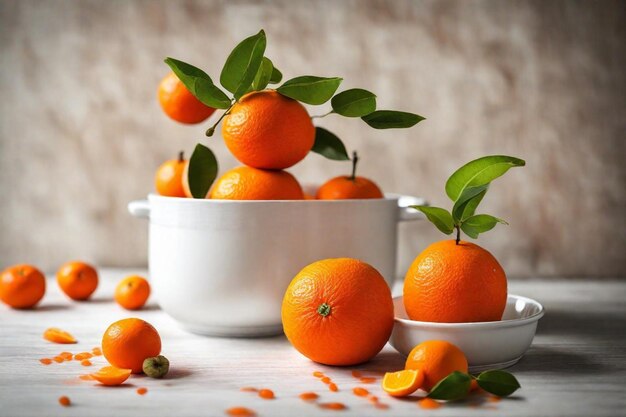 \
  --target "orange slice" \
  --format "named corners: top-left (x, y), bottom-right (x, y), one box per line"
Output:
top-left (382, 369), bottom-right (424, 397)
top-left (43, 328), bottom-right (77, 344)
top-left (91, 366), bottom-right (132, 386)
